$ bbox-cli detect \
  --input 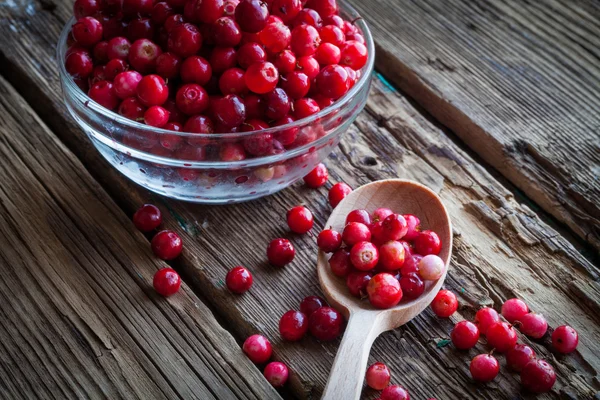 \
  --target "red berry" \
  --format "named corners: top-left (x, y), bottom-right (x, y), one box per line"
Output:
top-left (243, 334), bottom-right (272, 364)
top-left (225, 266), bottom-right (253, 293)
top-left (430, 289), bottom-right (458, 318)
top-left (152, 2), bottom-right (173, 24)
top-left (113, 71), bottom-right (142, 99)
top-left (521, 359), bottom-right (556, 393)
top-left (220, 142), bottom-right (247, 161)
top-left (168, 23), bottom-right (202, 58)
top-left (128, 38), bottom-right (162, 73)
top-left (418, 255), bottom-right (445, 280)
top-left (328, 182), bottom-right (352, 207)
top-left (291, 25), bottom-right (321, 56)
top-left (519, 313), bottom-right (548, 339)
top-left (486, 321), bottom-right (518, 353)
top-left (127, 18), bottom-right (155, 41)
top-left (305, 0), bottom-right (336, 17)
top-left (72, 17), bottom-right (103, 47)
top-left (501, 298), bottom-right (529, 323)
top-left (286, 206), bottom-right (313, 234)
top-left (259, 22), bottom-right (292, 53)
top-left (245, 62), bottom-right (279, 94)
top-left (506, 344), bottom-right (536, 372)
top-left (300, 295), bottom-right (327, 316)
top-left (381, 214), bottom-right (408, 241)
top-left (272, 49), bottom-right (297, 74)
top-left (153, 267), bottom-right (181, 296)
top-left (329, 248), bottom-right (351, 277)
top-left (342, 222), bottom-right (371, 246)
top-left (242, 130), bottom-right (273, 156)
top-left (263, 362), bottom-right (289, 388)
top-left (279, 310), bottom-right (308, 341)
top-left (380, 385), bottom-right (410, 400)
top-left (211, 94), bottom-right (246, 129)
top-left (308, 306), bottom-right (343, 341)
top-left (137, 74), bottom-right (169, 106)
top-left (315, 42), bottom-right (341, 65)
top-left (292, 8), bottom-right (322, 28)
top-left (293, 98), bottom-right (320, 119)
top-left (89, 80), bottom-right (119, 110)
top-left (237, 42), bottom-right (267, 69)
top-left (155, 52), bottom-right (181, 79)
top-left (399, 273), bottom-right (424, 300)
top-left (213, 17), bottom-right (242, 47)
top-left (122, 0), bottom-right (153, 17)
top-left (235, 0), bottom-right (269, 33)
top-left (316, 64), bottom-right (348, 98)
top-left (340, 40), bottom-right (368, 70)
top-left (372, 207), bottom-right (393, 223)
top-left (303, 163), bottom-right (328, 188)
top-left (470, 354), bottom-right (499, 382)
top-left (133, 204), bottom-right (162, 232)
top-left (378, 241), bottom-right (406, 271)
top-left (346, 270), bottom-right (372, 297)
top-left (295, 55), bottom-right (320, 79)
top-left (267, 238), bottom-right (295, 267)
top-left (350, 241), bottom-right (379, 271)
top-left (180, 56), bottom-right (212, 85)
top-left (107, 36), bottom-right (131, 60)
top-left (365, 362), bottom-right (390, 390)
top-left (194, 0), bottom-right (225, 23)
top-left (144, 106), bottom-right (169, 127)
top-left (73, 0), bottom-right (99, 19)
top-left (244, 94), bottom-right (265, 119)
top-left (119, 97), bottom-right (146, 120)
top-left (367, 273), bottom-right (402, 309)
top-left (317, 229), bottom-right (341, 253)
top-left (264, 88), bottom-right (291, 119)
top-left (345, 209), bottom-right (371, 225)
top-left (66, 50), bottom-right (94, 78)
top-left (402, 214), bottom-right (421, 240)
top-left (552, 325), bottom-right (578, 353)
top-left (105, 58), bottom-right (128, 80)
top-left (474, 307), bottom-right (500, 335)
top-left (281, 71), bottom-right (310, 99)
top-left (219, 68), bottom-right (248, 95)
top-left (414, 230), bottom-right (442, 256)
top-left (151, 230), bottom-right (183, 260)
top-left (92, 40), bottom-right (109, 63)
top-left (270, 0), bottom-right (301, 23)
top-left (451, 321), bottom-right (480, 350)
top-left (320, 25), bottom-right (344, 46)
top-left (175, 83), bottom-right (209, 115)
top-left (184, 115), bottom-right (214, 136)
top-left (400, 254), bottom-right (422, 276)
